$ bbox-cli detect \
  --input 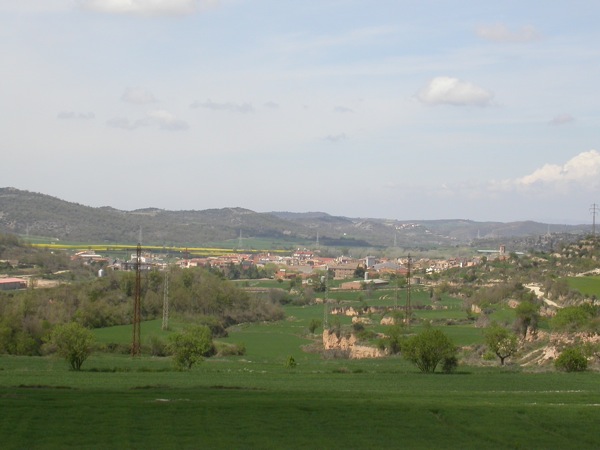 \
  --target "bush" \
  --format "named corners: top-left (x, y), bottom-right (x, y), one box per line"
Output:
top-left (168, 325), bottom-right (214, 370)
top-left (215, 341), bottom-right (246, 356)
top-left (380, 325), bottom-right (403, 355)
top-left (308, 318), bottom-right (322, 334)
top-left (285, 355), bottom-right (297, 368)
top-left (555, 347), bottom-right (588, 372)
top-left (442, 355), bottom-right (458, 374)
top-left (45, 322), bottom-right (94, 371)
top-left (402, 328), bottom-right (457, 373)
top-left (148, 335), bottom-right (169, 357)
top-left (552, 306), bottom-right (593, 332)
